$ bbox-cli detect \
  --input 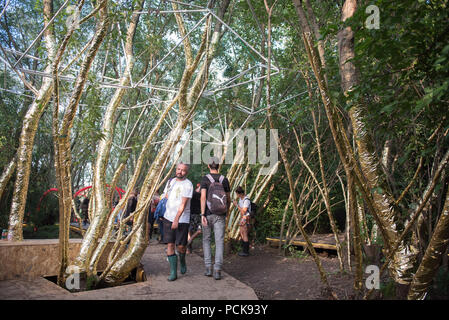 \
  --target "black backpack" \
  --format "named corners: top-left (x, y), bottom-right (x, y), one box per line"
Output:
top-left (244, 196), bottom-right (258, 218)
top-left (206, 174), bottom-right (228, 215)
